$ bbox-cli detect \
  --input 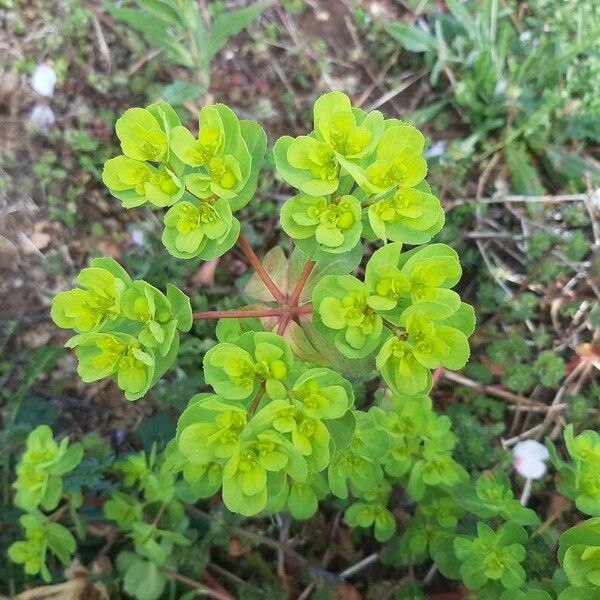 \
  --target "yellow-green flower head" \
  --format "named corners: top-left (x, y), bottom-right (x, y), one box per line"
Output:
top-left (13, 425), bottom-right (83, 513)
top-left (292, 367), bottom-right (353, 420)
top-left (313, 275), bottom-right (383, 358)
top-left (102, 157), bottom-right (184, 209)
top-left (162, 198), bottom-right (239, 260)
top-left (345, 502), bottom-right (396, 542)
top-left (313, 91), bottom-right (384, 159)
top-left (115, 107), bottom-right (168, 162)
top-left (185, 154), bottom-right (245, 200)
top-left (400, 303), bottom-right (470, 370)
top-left (66, 332), bottom-right (155, 401)
top-left (376, 336), bottom-right (432, 397)
top-left (121, 281), bottom-right (177, 354)
top-left (170, 122), bottom-right (222, 168)
top-left (274, 135), bottom-right (341, 196)
top-left (204, 332), bottom-right (293, 405)
top-left (365, 242), bottom-right (462, 313)
top-left (169, 103), bottom-right (240, 167)
top-left (361, 124), bottom-right (427, 194)
top-left (454, 522), bottom-right (528, 591)
top-left (7, 512), bottom-right (76, 583)
top-left (328, 410), bottom-right (388, 499)
top-left (51, 258), bottom-right (132, 333)
top-left (368, 186), bottom-right (444, 244)
top-left (280, 194), bottom-right (362, 258)
top-left (222, 432), bottom-right (307, 516)
top-left (177, 395), bottom-right (247, 466)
